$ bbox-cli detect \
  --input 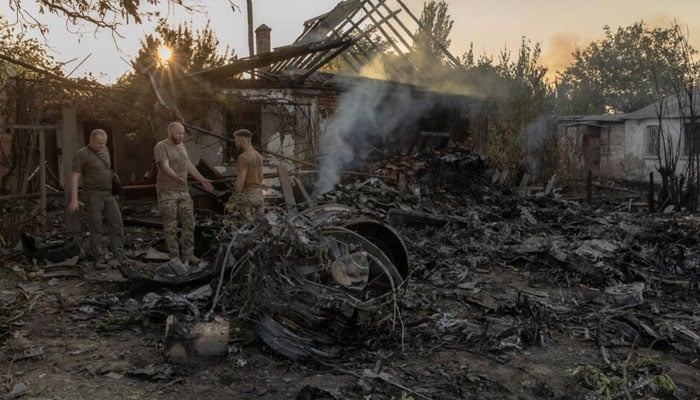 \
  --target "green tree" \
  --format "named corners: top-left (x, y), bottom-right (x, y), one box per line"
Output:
top-left (413, 0), bottom-right (453, 64)
top-left (0, 16), bottom-right (66, 193)
top-left (0, 15), bottom-right (60, 122)
top-left (108, 18), bottom-right (236, 133)
top-left (135, 18), bottom-right (235, 74)
top-left (558, 21), bottom-right (697, 115)
top-left (462, 38), bottom-right (556, 183)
